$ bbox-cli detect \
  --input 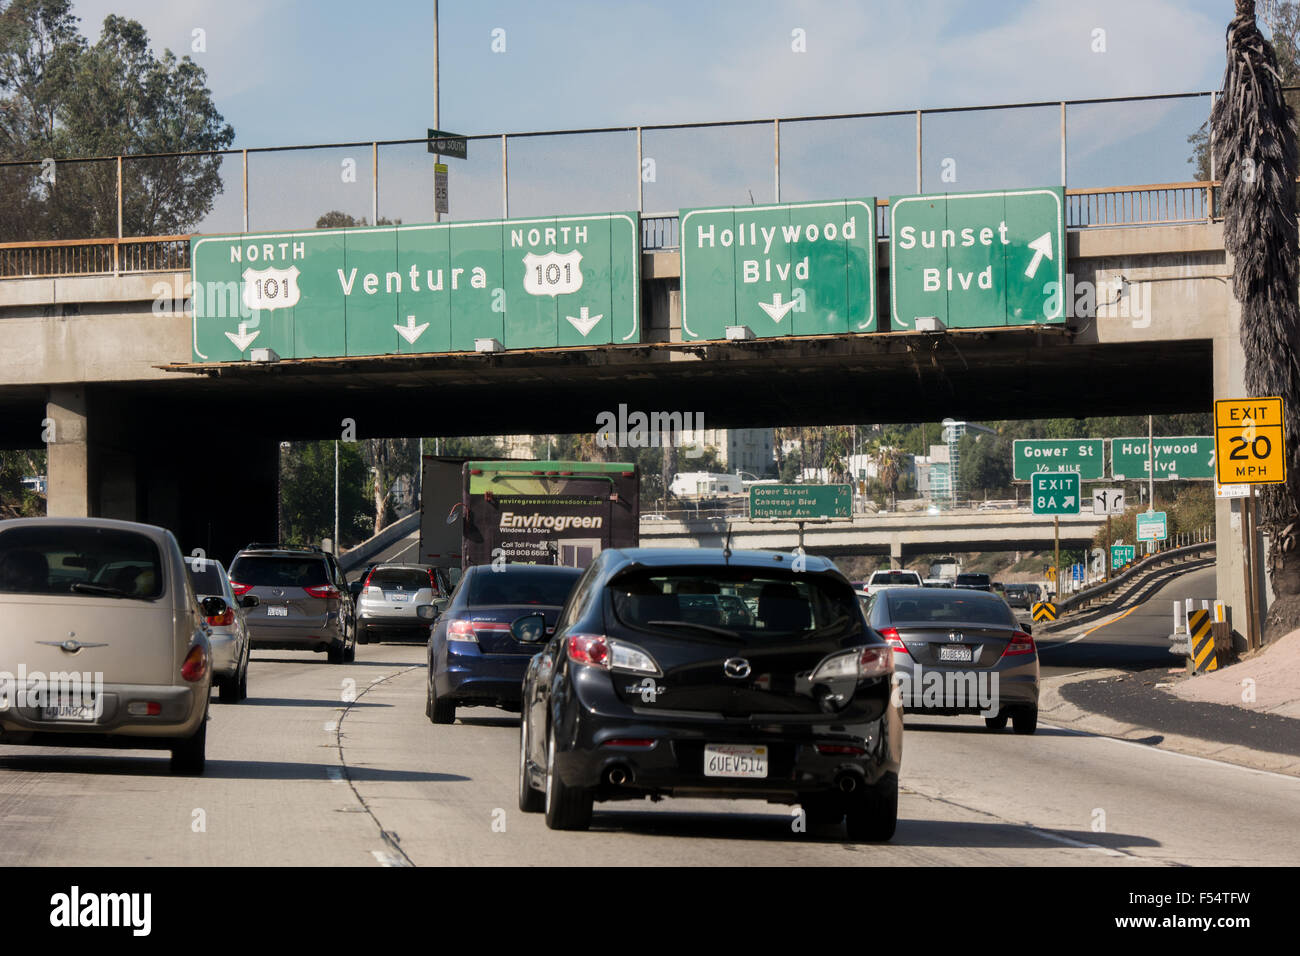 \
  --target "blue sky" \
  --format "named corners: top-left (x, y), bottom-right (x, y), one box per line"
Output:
top-left (69, 1), bottom-right (1239, 232)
